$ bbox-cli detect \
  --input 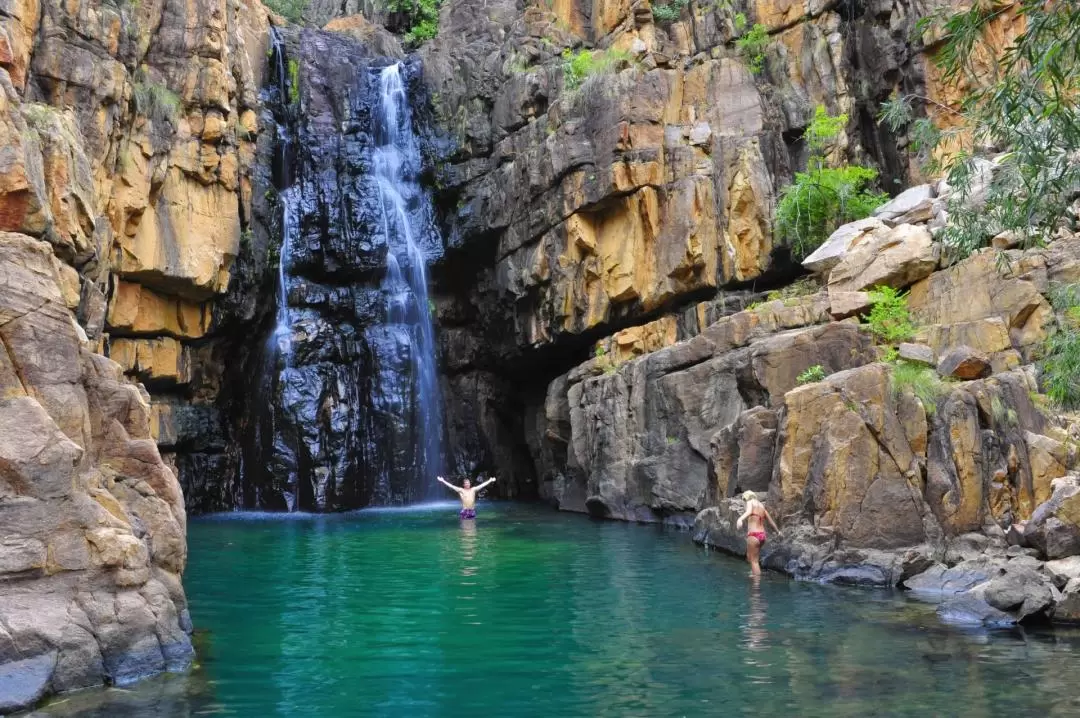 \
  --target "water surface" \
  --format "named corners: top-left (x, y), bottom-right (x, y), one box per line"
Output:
top-left (34, 503), bottom-right (1080, 716)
